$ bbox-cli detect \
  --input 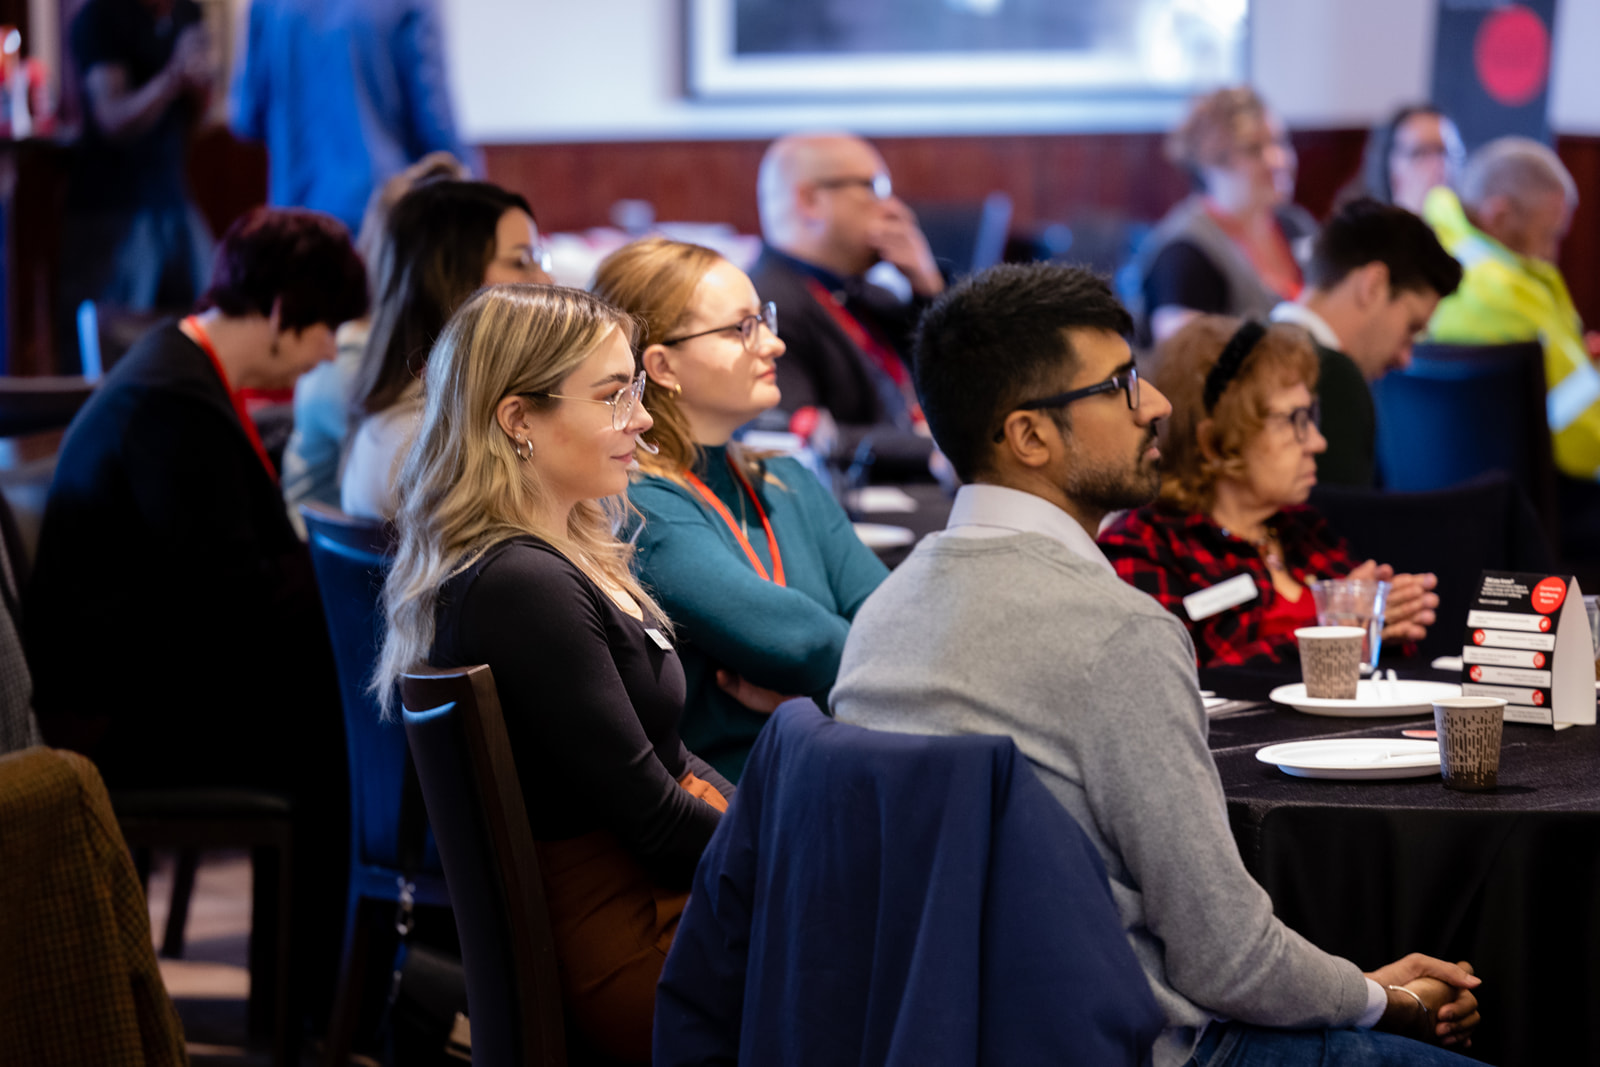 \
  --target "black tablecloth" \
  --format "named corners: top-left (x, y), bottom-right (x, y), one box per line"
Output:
top-left (1208, 684), bottom-right (1600, 1066)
